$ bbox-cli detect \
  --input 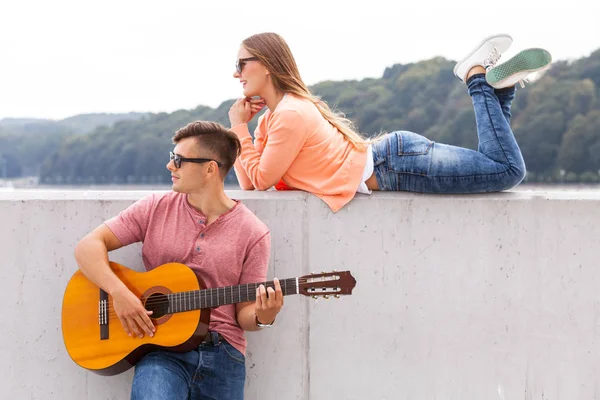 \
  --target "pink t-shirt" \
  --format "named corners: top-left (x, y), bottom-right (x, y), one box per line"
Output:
top-left (104, 191), bottom-right (270, 355)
